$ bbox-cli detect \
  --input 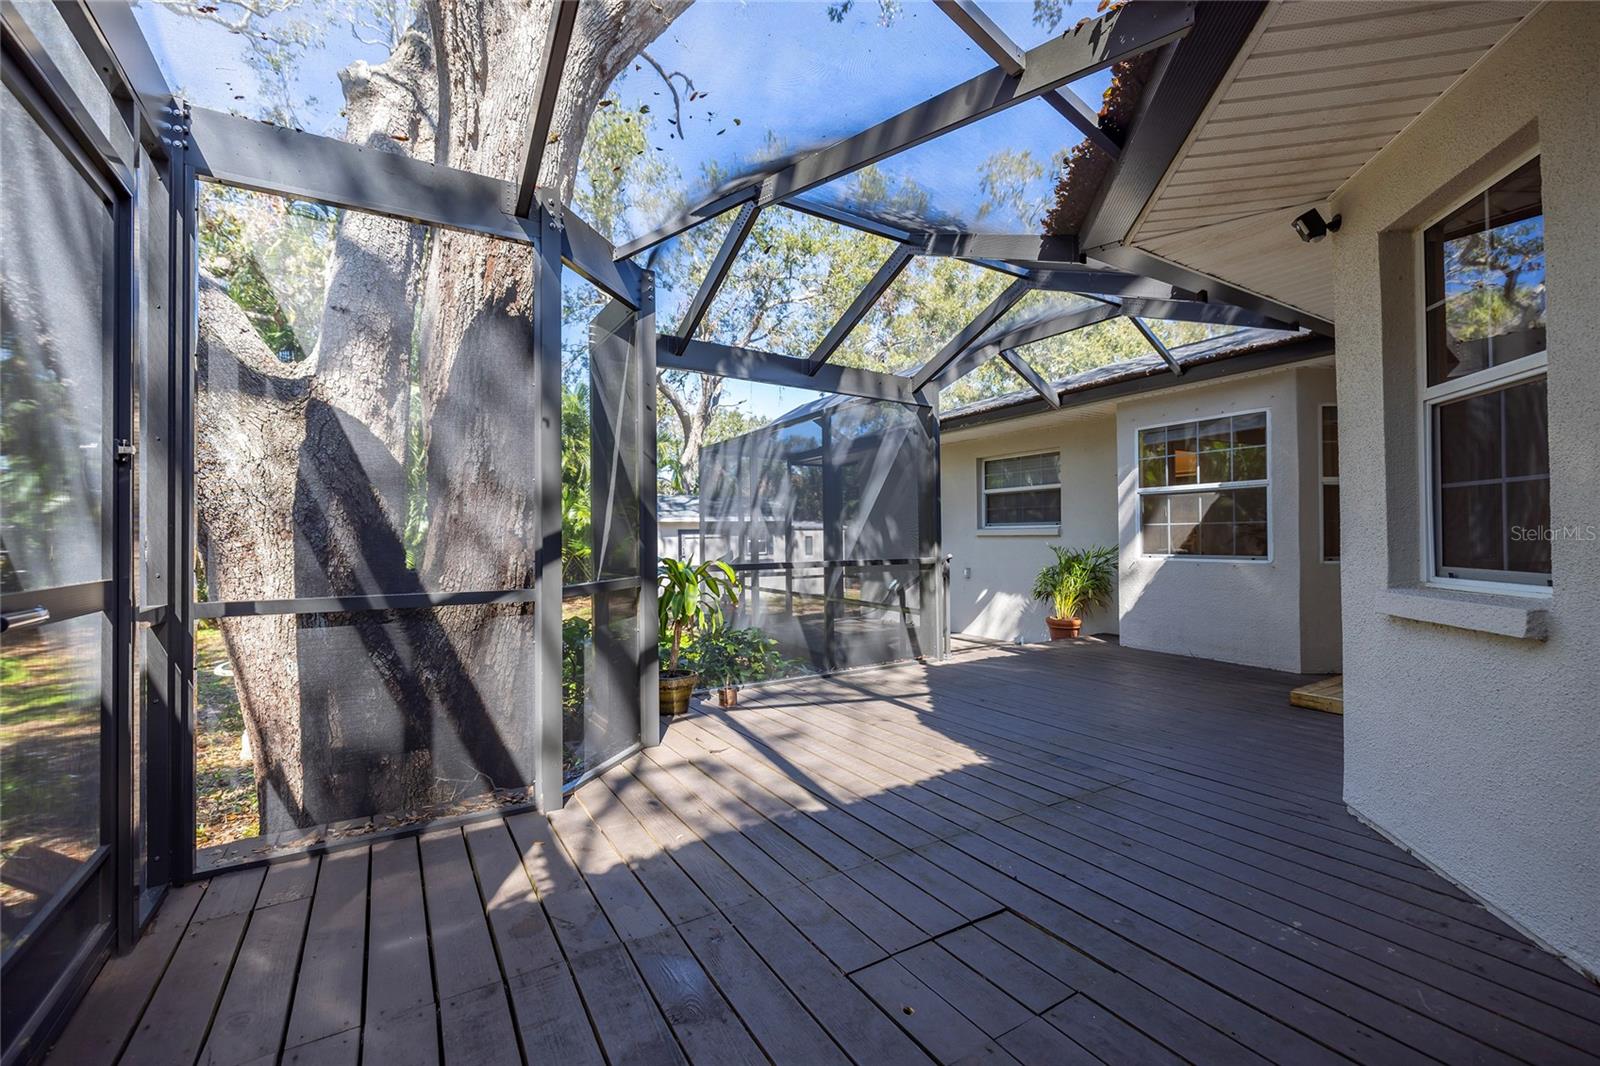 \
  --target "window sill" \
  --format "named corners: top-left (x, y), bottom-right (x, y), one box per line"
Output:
top-left (1375, 585), bottom-right (1549, 641)
top-left (976, 525), bottom-right (1059, 538)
